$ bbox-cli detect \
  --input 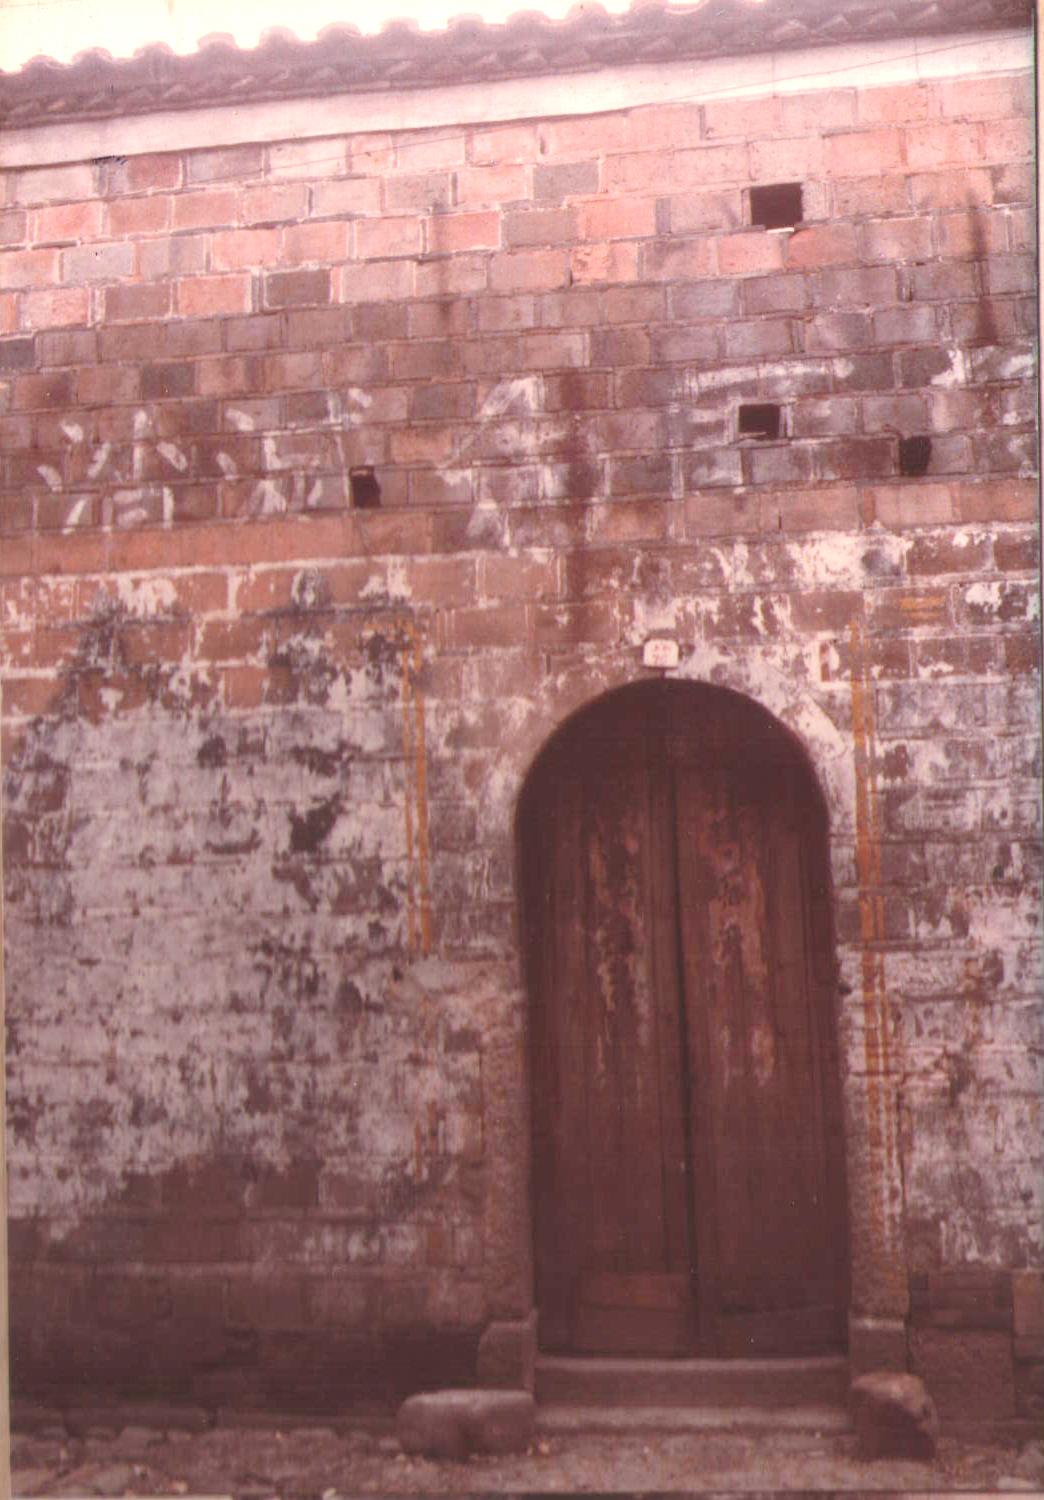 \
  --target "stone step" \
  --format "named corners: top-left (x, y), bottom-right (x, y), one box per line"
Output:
top-left (535, 1355), bottom-right (850, 1410)
top-left (536, 1402), bottom-right (853, 1436)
